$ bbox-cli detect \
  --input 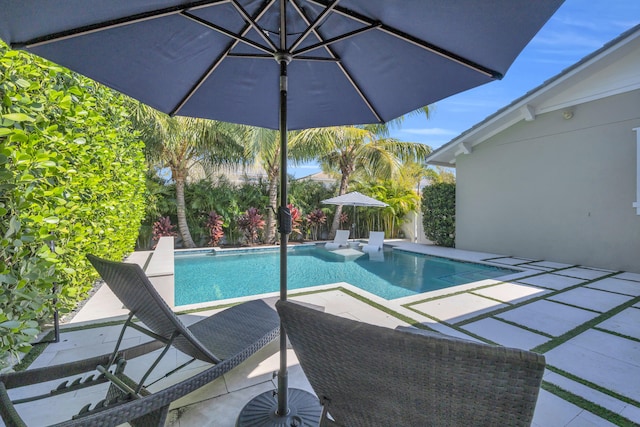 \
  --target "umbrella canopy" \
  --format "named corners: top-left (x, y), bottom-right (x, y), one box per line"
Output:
top-left (0, 1), bottom-right (564, 424)
top-left (322, 191), bottom-right (388, 208)
top-left (323, 191), bottom-right (388, 239)
top-left (0, 1), bottom-right (562, 130)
